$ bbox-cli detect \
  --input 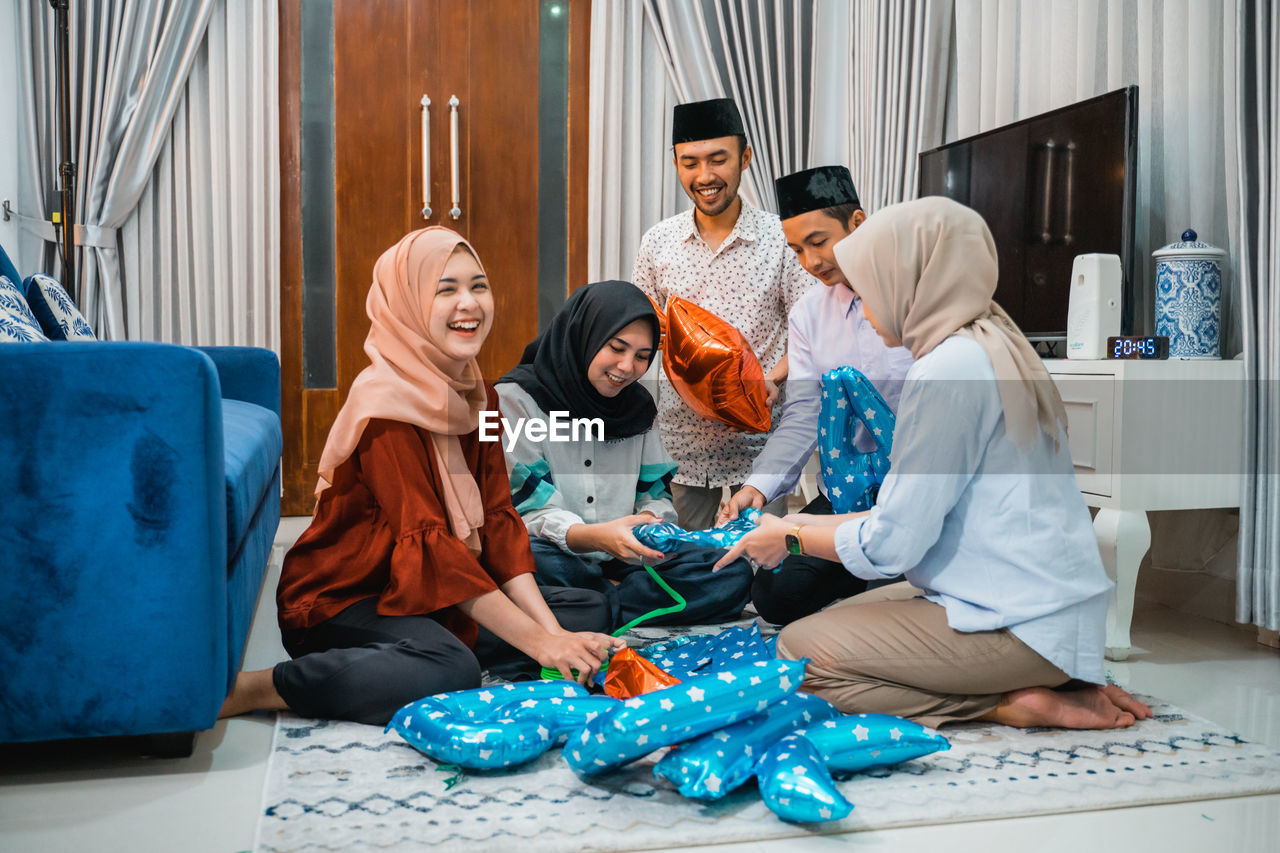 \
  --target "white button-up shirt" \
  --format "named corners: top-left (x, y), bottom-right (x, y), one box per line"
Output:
top-left (632, 203), bottom-right (816, 486)
top-left (833, 336), bottom-right (1112, 684)
top-left (744, 282), bottom-right (915, 503)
